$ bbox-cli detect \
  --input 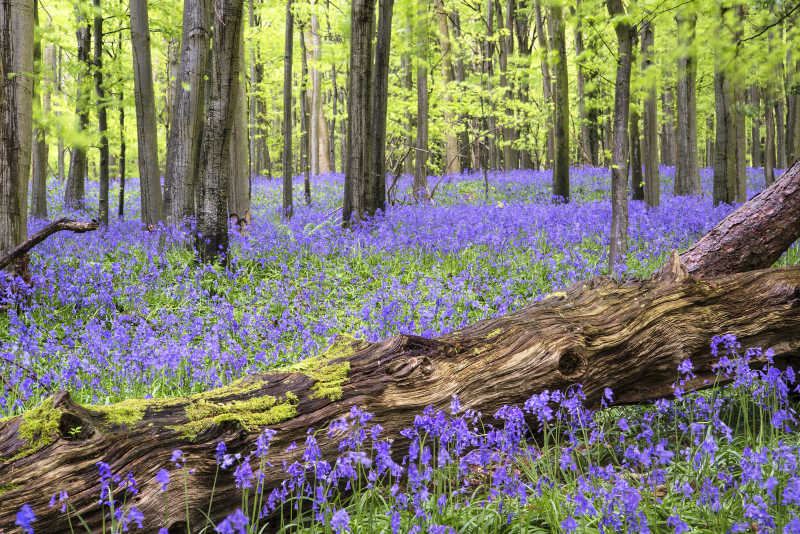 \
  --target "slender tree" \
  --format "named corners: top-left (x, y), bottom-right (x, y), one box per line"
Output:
top-left (641, 18), bottom-right (659, 207)
top-left (606, 0), bottom-right (633, 272)
top-left (64, 7), bottom-right (90, 210)
top-left (550, 2), bottom-right (569, 201)
top-left (31, 3), bottom-right (48, 220)
top-left (94, 0), bottom-right (109, 225)
top-left (130, 0), bottom-right (164, 224)
top-left (282, 0), bottom-right (294, 218)
top-left (674, 9), bottom-right (699, 195)
top-left (533, 0), bottom-right (553, 169)
top-left (195, 0), bottom-right (244, 263)
top-left (414, 0), bottom-right (430, 201)
top-left (370, 0), bottom-right (395, 211)
top-left (434, 0), bottom-right (459, 175)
